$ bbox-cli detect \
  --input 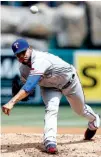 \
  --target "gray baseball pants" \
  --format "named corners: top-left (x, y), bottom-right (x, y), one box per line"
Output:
top-left (41, 68), bottom-right (97, 146)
